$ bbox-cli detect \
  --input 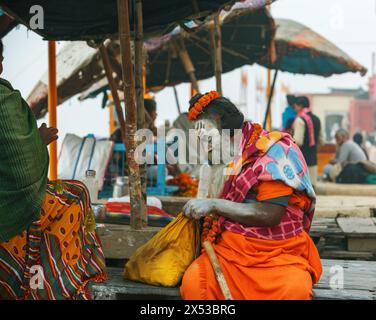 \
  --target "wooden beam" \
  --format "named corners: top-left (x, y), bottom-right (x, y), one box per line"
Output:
top-left (134, 0), bottom-right (148, 205)
top-left (117, 0), bottom-right (147, 229)
top-left (263, 69), bottom-right (278, 130)
top-left (210, 16), bottom-right (223, 95)
top-left (48, 41), bottom-right (58, 180)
